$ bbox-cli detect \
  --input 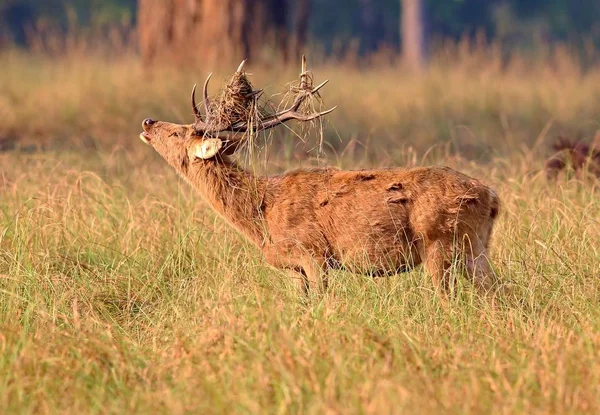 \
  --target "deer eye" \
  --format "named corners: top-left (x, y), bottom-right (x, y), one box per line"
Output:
top-left (169, 132), bottom-right (180, 138)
